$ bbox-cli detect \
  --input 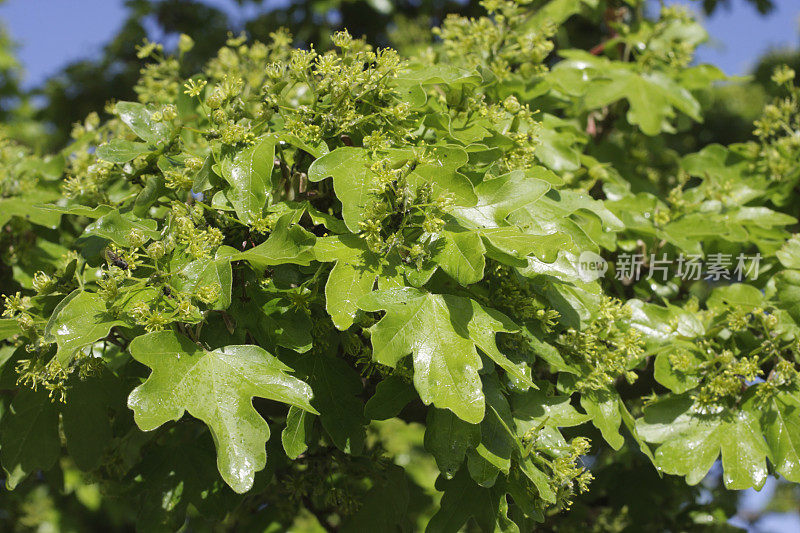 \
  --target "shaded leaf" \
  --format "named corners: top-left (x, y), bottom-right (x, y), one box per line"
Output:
top-left (364, 375), bottom-right (417, 421)
top-left (341, 464), bottom-right (412, 533)
top-left (62, 371), bottom-right (124, 470)
top-left (467, 374), bottom-right (516, 487)
top-left (0, 388), bottom-right (60, 489)
top-left (424, 408), bottom-right (481, 479)
top-left (295, 353), bottom-right (366, 454)
top-left (426, 469), bottom-right (506, 533)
